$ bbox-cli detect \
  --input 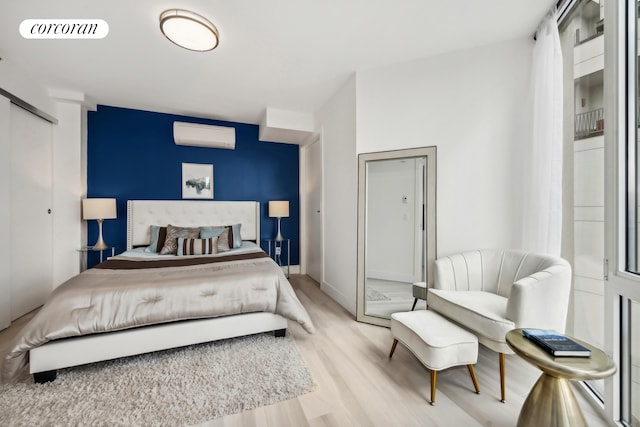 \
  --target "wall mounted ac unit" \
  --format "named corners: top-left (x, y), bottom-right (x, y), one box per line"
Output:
top-left (173, 121), bottom-right (236, 149)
